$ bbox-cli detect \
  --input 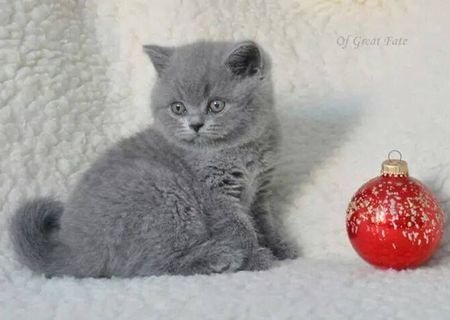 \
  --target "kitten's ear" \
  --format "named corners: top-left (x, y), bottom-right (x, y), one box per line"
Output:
top-left (143, 45), bottom-right (174, 75)
top-left (224, 41), bottom-right (264, 78)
